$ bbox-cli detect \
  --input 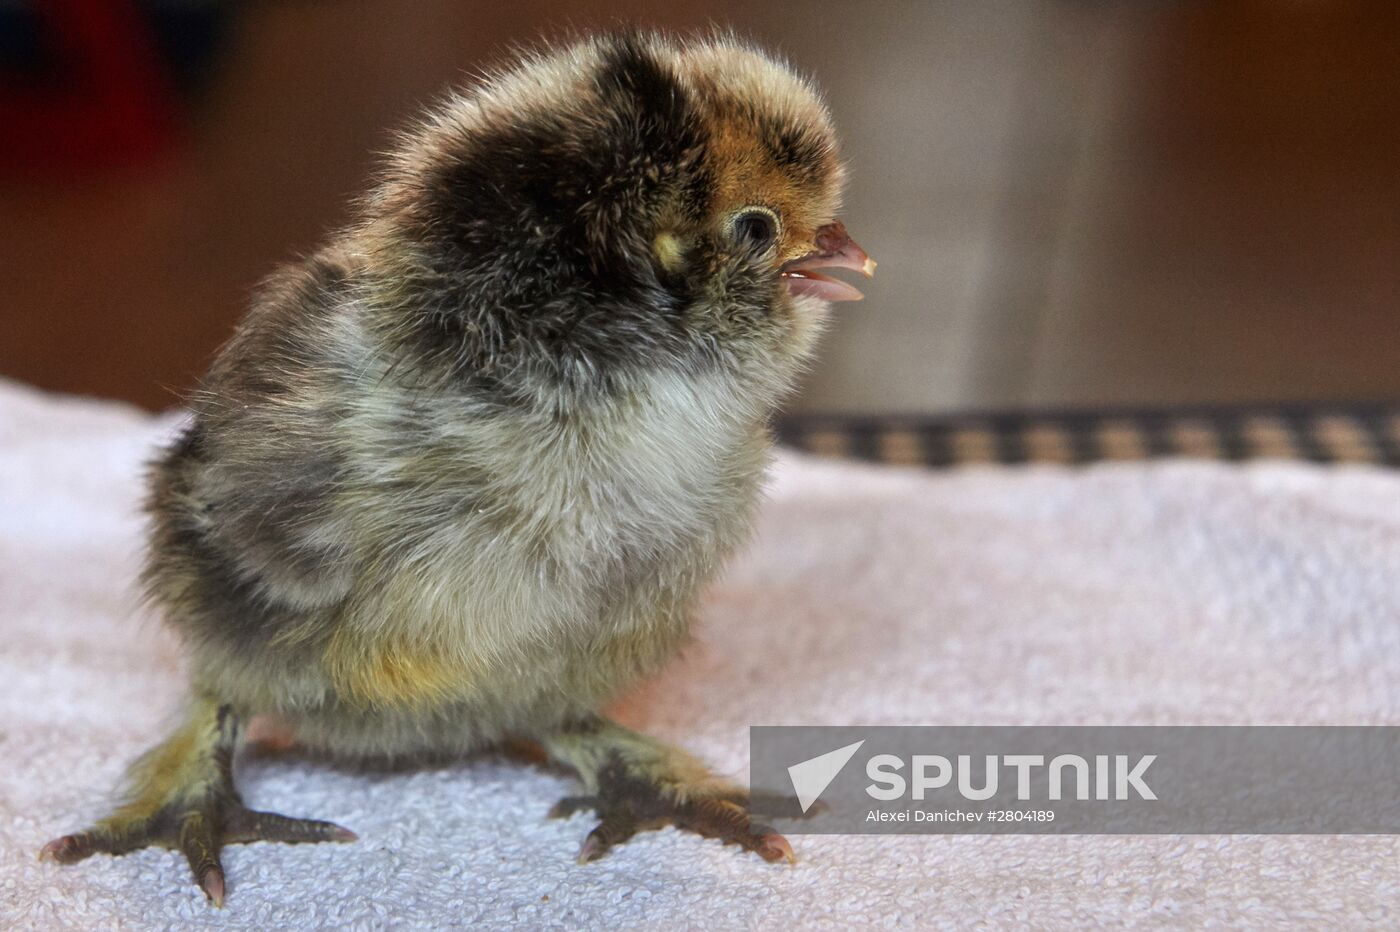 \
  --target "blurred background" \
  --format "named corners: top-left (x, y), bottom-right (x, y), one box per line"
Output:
top-left (1, 0), bottom-right (1396, 415)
